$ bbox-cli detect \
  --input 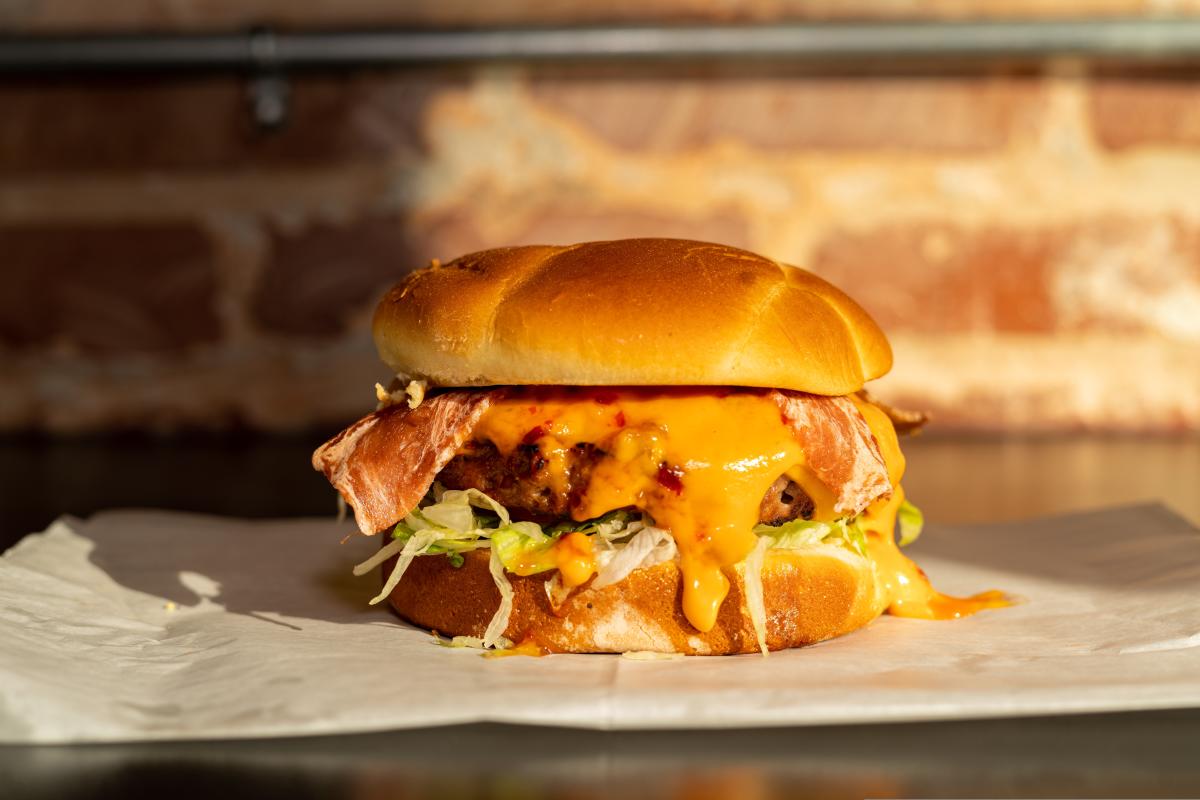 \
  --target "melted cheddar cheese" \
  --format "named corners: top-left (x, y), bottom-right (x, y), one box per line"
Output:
top-left (854, 396), bottom-right (1009, 620)
top-left (471, 387), bottom-right (1004, 632)
top-left (483, 635), bottom-right (549, 658)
